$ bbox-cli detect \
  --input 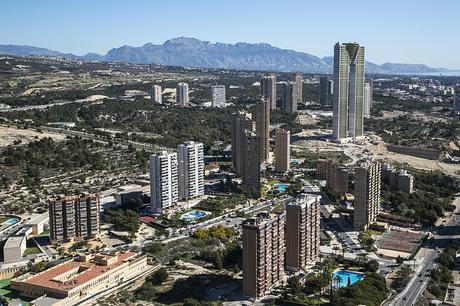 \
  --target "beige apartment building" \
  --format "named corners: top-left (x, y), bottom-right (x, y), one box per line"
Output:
top-left (241, 130), bottom-right (261, 197)
top-left (275, 128), bottom-right (290, 172)
top-left (231, 112), bottom-right (255, 176)
top-left (255, 99), bottom-right (270, 163)
top-left (286, 194), bottom-right (320, 271)
top-left (320, 160), bottom-right (348, 198)
top-left (242, 212), bottom-right (285, 298)
top-left (354, 161), bottom-right (381, 231)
